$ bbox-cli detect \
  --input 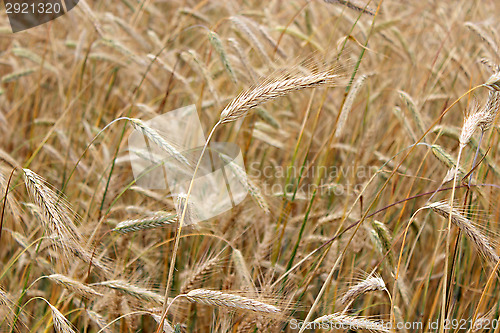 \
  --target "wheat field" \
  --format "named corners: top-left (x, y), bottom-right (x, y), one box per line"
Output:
top-left (1, 0), bottom-right (500, 332)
